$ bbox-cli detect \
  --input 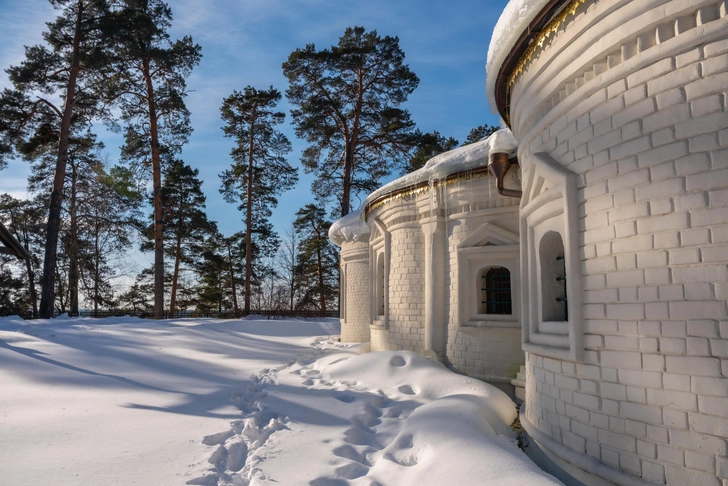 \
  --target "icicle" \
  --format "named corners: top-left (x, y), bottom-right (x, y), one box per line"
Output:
top-left (488, 173), bottom-right (492, 200)
top-left (440, 178), bottom-right (447, 221)
top-left (428, 176), bottom-right (436, 233)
